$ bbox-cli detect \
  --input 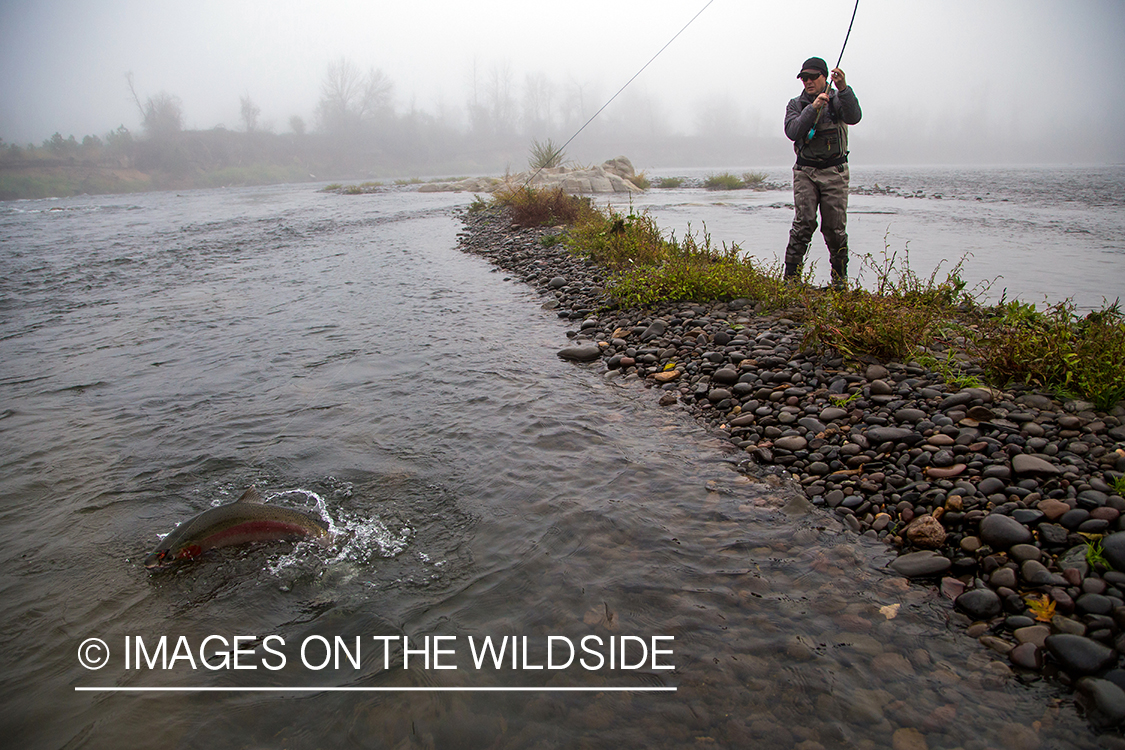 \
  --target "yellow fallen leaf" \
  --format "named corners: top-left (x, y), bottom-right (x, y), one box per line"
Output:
top-left (879, 603), bottom-right (900, 620)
